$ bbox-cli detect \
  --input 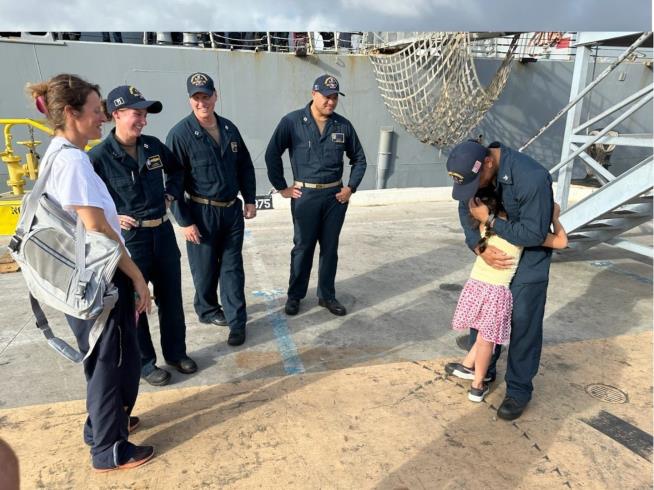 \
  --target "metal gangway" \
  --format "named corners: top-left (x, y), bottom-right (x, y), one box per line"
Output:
top-left (520, 32), bottom-right (653, 258)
